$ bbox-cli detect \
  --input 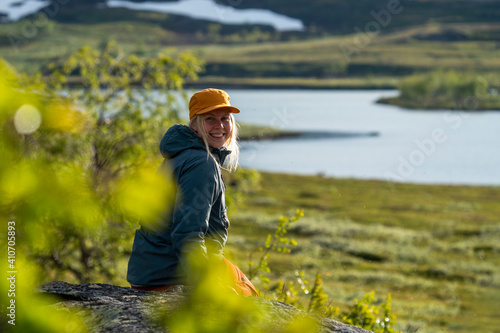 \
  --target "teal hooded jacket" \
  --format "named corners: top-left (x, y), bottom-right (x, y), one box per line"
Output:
top-left (127, 124), bottom-right (231, 286)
